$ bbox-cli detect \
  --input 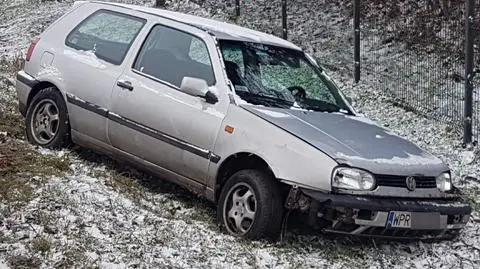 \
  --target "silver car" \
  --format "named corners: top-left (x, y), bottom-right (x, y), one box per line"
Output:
top-left (16, 1), bottom-right (471, 240)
